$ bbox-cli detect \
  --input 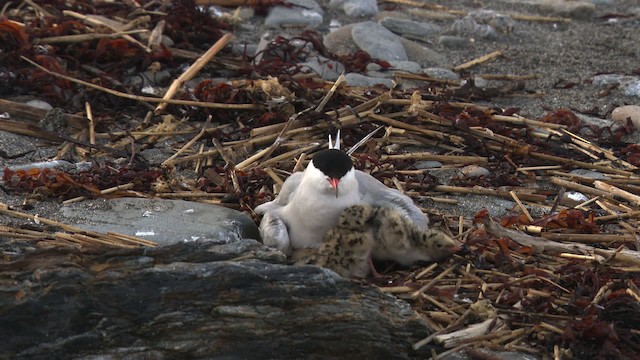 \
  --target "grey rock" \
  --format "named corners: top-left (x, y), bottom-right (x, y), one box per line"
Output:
top-left (451, 16), bottom-right (501, 40)
top-left (438, 35), bottom-right (469, 48)
top-left (265, 0), bottom-right (323, 28)
top-left (414, 161), bottom-right (443, 169)
top-left (59, 198), bottom-right (260, 246)
top-left (352, 21), bottom-right (408, 61)
top-left (400, 38), bottom-right (447, 67)
top-left (299, 55), bottom-right (345, 80)
top-left (592, 74), bottom-right (638, 87)
top-left (125, 70), bottom-right (172, 90)
top-left (367, 61), bottom-right (422, 78)
top-left (374, 10), bottom-right (411, 21)
top-left (424, 67), bottom-right (460, 81)
top-left (497, 0), bottom-right (595, 20)
top-left (329, 0), bottom-right (378, 17)
top-left (390, 61), bottom-right (422, 74)
top-left (323, 24), bottom-right (359, 57)
top-left (345, 73), bottom-right (395, 88)
top-left (622, 80), bottom-right (640, 97)
top-left (25, 99), bottom-right (53, 111)
top-left (1, 241), bottom-right (433, 359)
top-left (468, 10), bottom-right (516, 34)
top-left (379, 17), bottom-right (442, 41)
top-left (0, 131), bottom-right (39, 160)
top-left (569, 169), bottom-right (606, 180)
